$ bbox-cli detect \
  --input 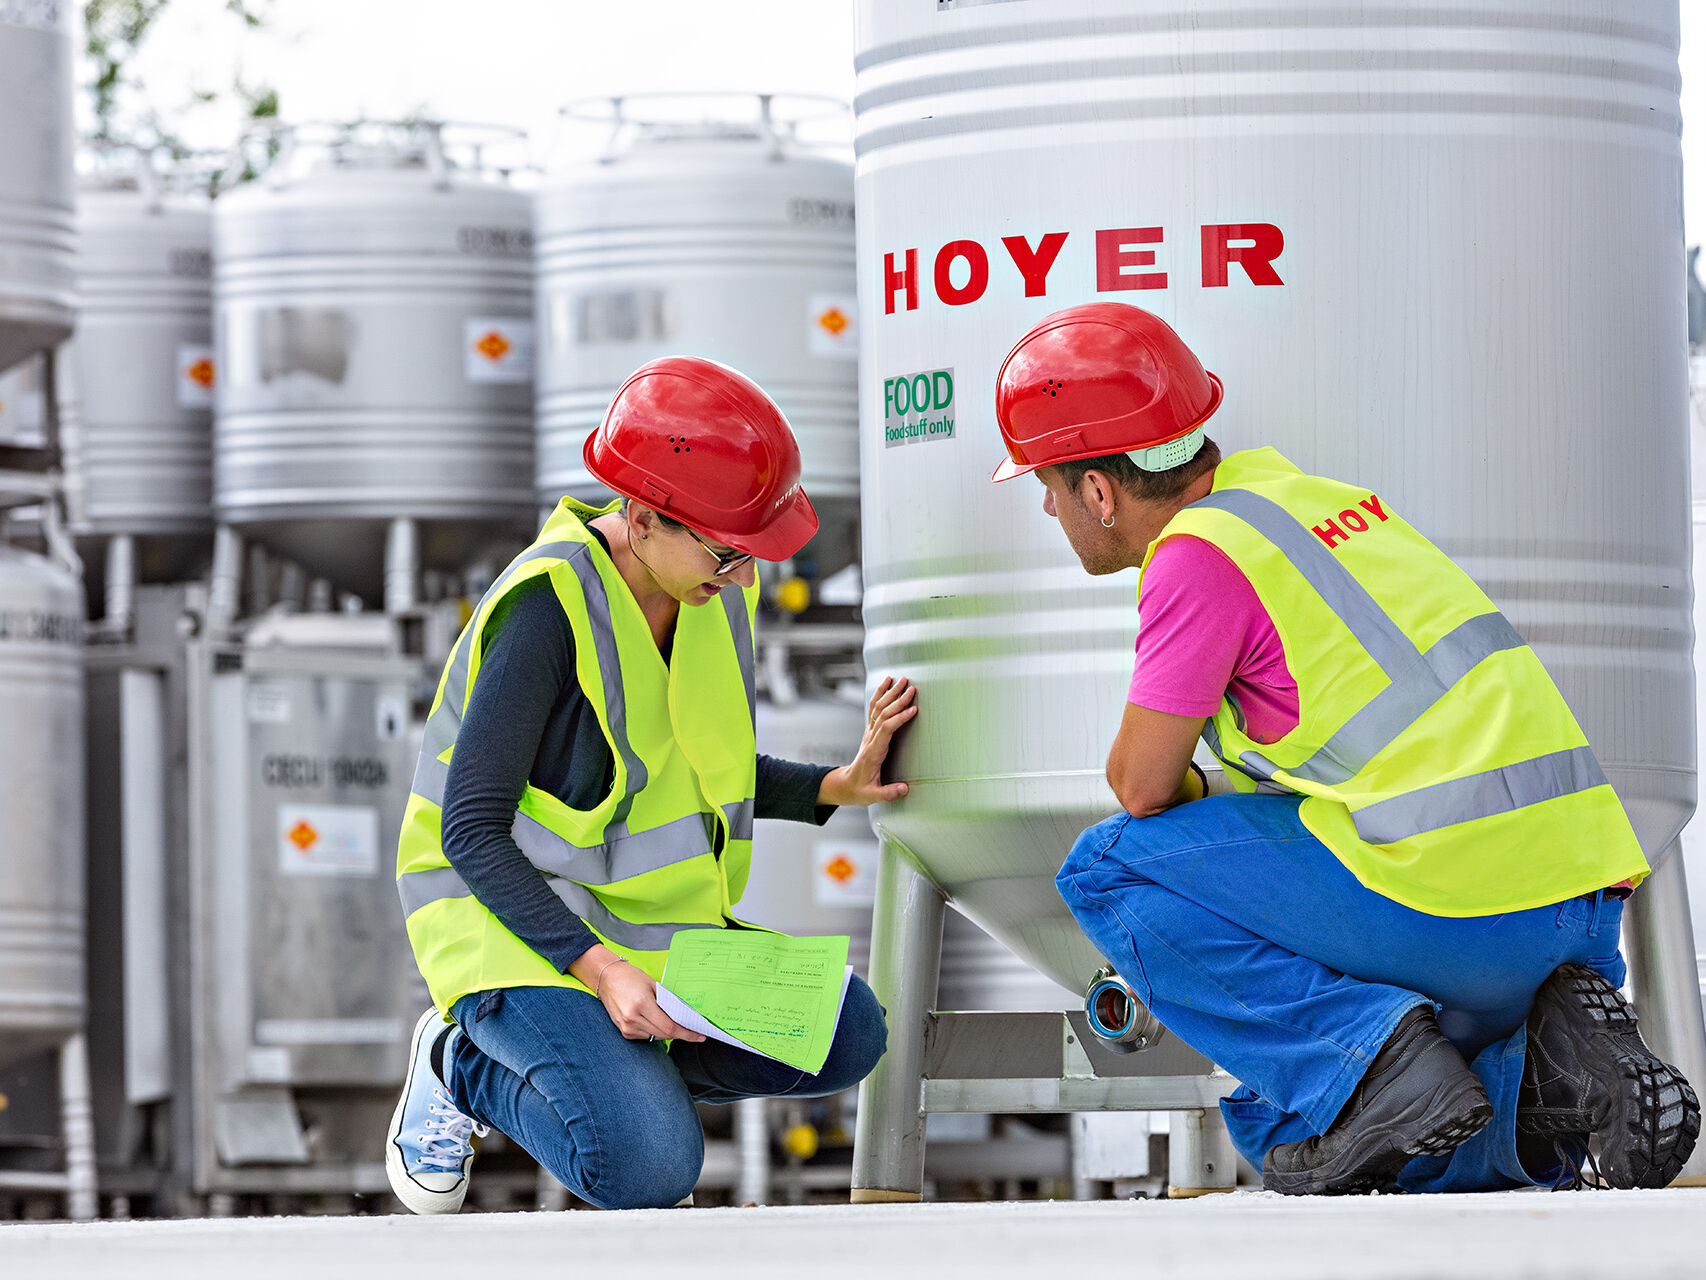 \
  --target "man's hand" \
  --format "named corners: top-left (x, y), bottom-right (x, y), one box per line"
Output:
top-left (1106, 702), bottom-right (1208, 817)
top-left (818, 675), bottom-right (918, 807)
top-left (569, 945), bottom-right (705, 1042)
